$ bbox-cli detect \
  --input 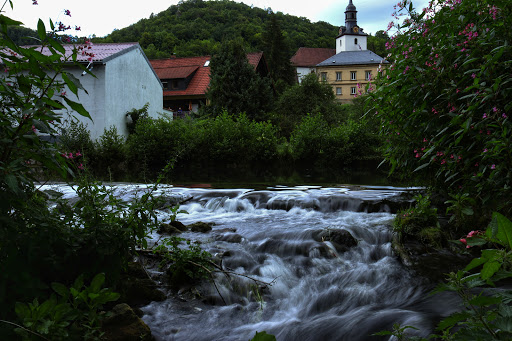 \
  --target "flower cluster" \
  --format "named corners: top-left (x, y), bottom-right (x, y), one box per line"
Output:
top-left (459, 230), bottom-right (484, 248)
